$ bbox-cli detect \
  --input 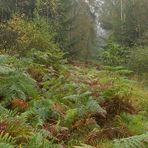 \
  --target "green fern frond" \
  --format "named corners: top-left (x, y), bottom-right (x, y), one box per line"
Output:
top-left (0, 132), bottom-right (16, 146)
top-left (64, 92), bottom-right (106, 116)
top-left (19, 99), bottom-right (59, 127)
top-left (7, 118), bottom-right (33, 140)
top-left (65, 108), bottom-right (78, 126)
top-left (64, 92), bottom-right (106, 126)
top-left (114, 132), bottom-right (148, 148)
top-left (0, 66), bottom-right (38, 105)
top-left (0, 54), bottom-right (38, 102)
top-left (0, 54), bottom-right (14, 64)
top-left (0, 105), bottom-right (18, 118)
top-left (0, 143), bottom-right (14, 148)
top-left (27, 133), bottom-right (59, 148)
top-left (0, 116), bottom-right (33, 143)
top-left (74, 144), bottom-right (94, 148)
